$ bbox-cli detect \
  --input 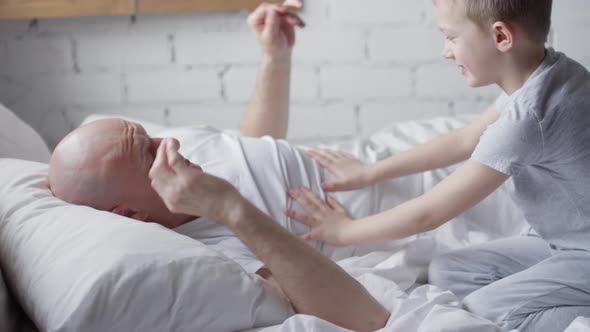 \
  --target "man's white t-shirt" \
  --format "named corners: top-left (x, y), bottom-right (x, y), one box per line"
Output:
top-left (160, 126), bottom-right (325, 273)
